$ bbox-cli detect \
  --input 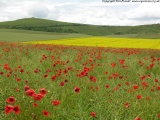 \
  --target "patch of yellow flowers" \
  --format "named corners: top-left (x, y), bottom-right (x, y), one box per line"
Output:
top-left (23, 37), bottom-right (160, 49)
